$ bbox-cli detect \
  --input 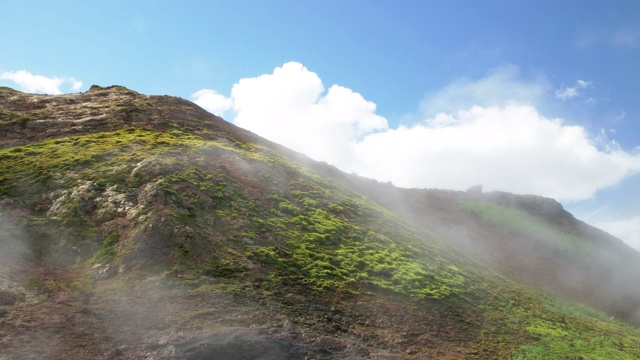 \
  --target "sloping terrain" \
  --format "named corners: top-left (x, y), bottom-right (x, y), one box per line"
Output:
top-left (349, 183), bottom-right (640, 326)
top-left (1, 85), bottom-right (640, 359)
